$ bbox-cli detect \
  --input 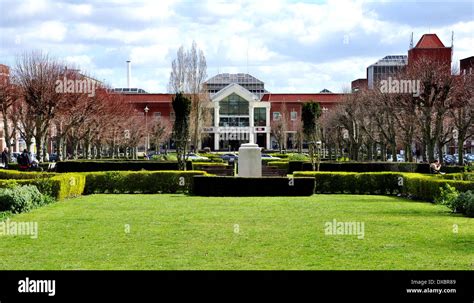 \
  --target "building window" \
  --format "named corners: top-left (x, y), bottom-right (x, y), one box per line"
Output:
top-left (154, 112), bottom-right (161, 120)
top-left (170, 112), bottom-right (175, 121)
top-left (219, 117), bottom-right (249, 127)
top-left (290, 111), bottom-right (297, 121)
top-left (254, 108), bottom-right (266, 126)
top-left (273, 112), bottom-right (281, 121)
top-left (219, 93), bottom-right (249, 116)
